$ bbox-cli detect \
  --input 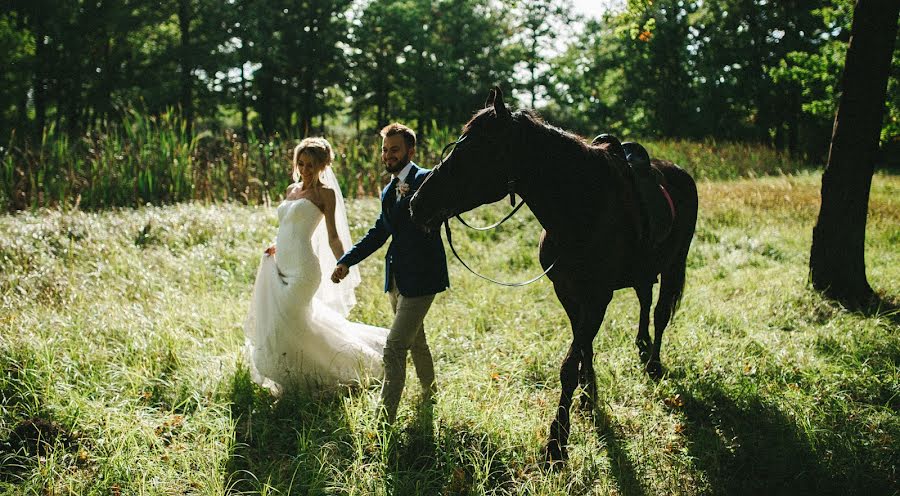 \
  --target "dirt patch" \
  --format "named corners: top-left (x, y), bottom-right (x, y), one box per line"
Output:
top-left (4, 415), bottom-right (75, 457)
